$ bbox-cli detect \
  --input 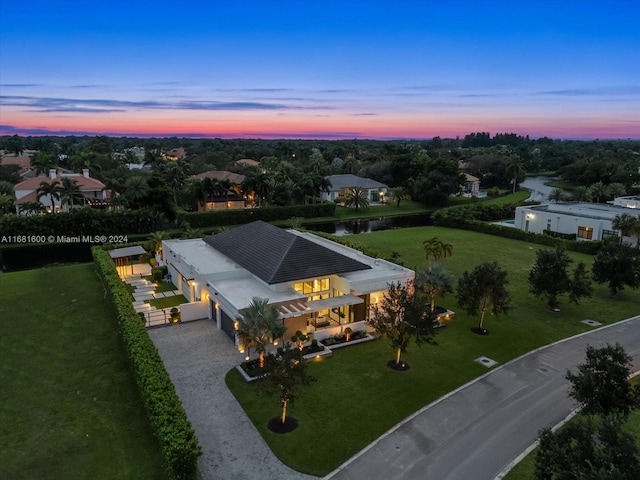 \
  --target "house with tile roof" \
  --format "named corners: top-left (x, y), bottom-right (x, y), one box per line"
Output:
top-left (14, 168), bottom-right (108, 213)
top-left (162, 221), bottom-right (413, 347)
top-left (191, 170), bottom-right (246, 210)
top-left (322, 174), bottom-right (389, 203)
